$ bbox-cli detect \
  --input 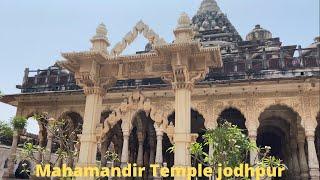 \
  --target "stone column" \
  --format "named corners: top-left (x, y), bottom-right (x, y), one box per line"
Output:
top-left (249, 134), bottom-right (258, 165)
top-left (306, 130), bottom-right (320, 179)
top-left (137, 132), bottom-right (144, 166)
top-left (246, 117), bottom-right (258, 166)
top-left (5, 130), bottom-right (19, 177)
top-left (121, 130), bottom-right (130, 165)
top-left (174, 87), bottom-right (192, 167)
top-left (77, 87), bottom-right (103, 169)
top-left (154, 123), bottom-right (164, 164)
top-left (297, 134), bottom-right (309, 180)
